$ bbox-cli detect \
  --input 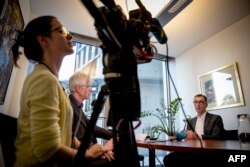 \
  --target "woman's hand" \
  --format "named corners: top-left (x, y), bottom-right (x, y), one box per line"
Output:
top-left (73, 137), bottom-right (81, 149)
